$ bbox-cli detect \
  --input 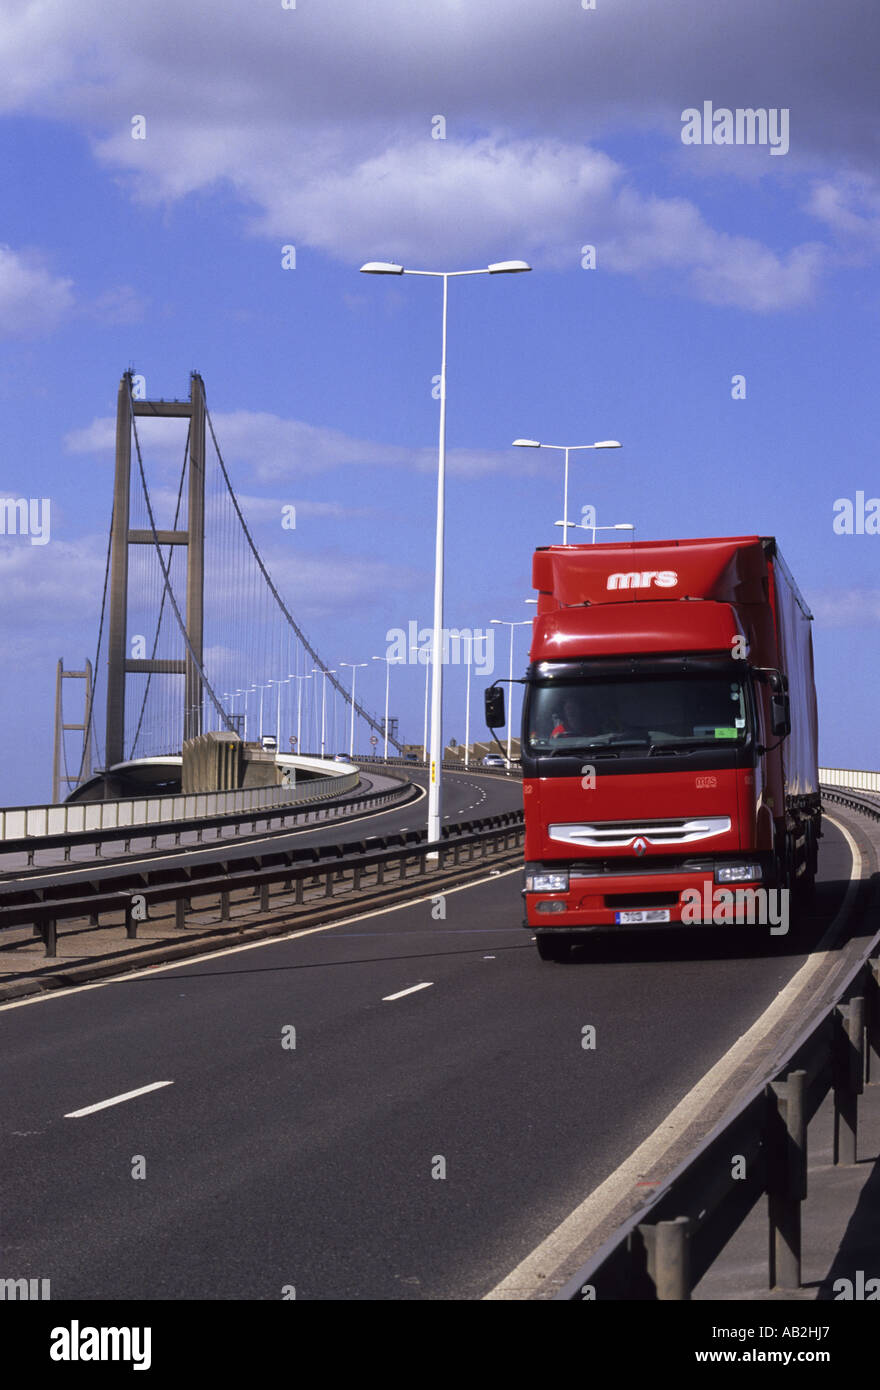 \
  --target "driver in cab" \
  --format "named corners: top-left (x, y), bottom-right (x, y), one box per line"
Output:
top-left (550, 694), bottom-right (584, 738)
top-left (548, 690), bottom-right (624, 742)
